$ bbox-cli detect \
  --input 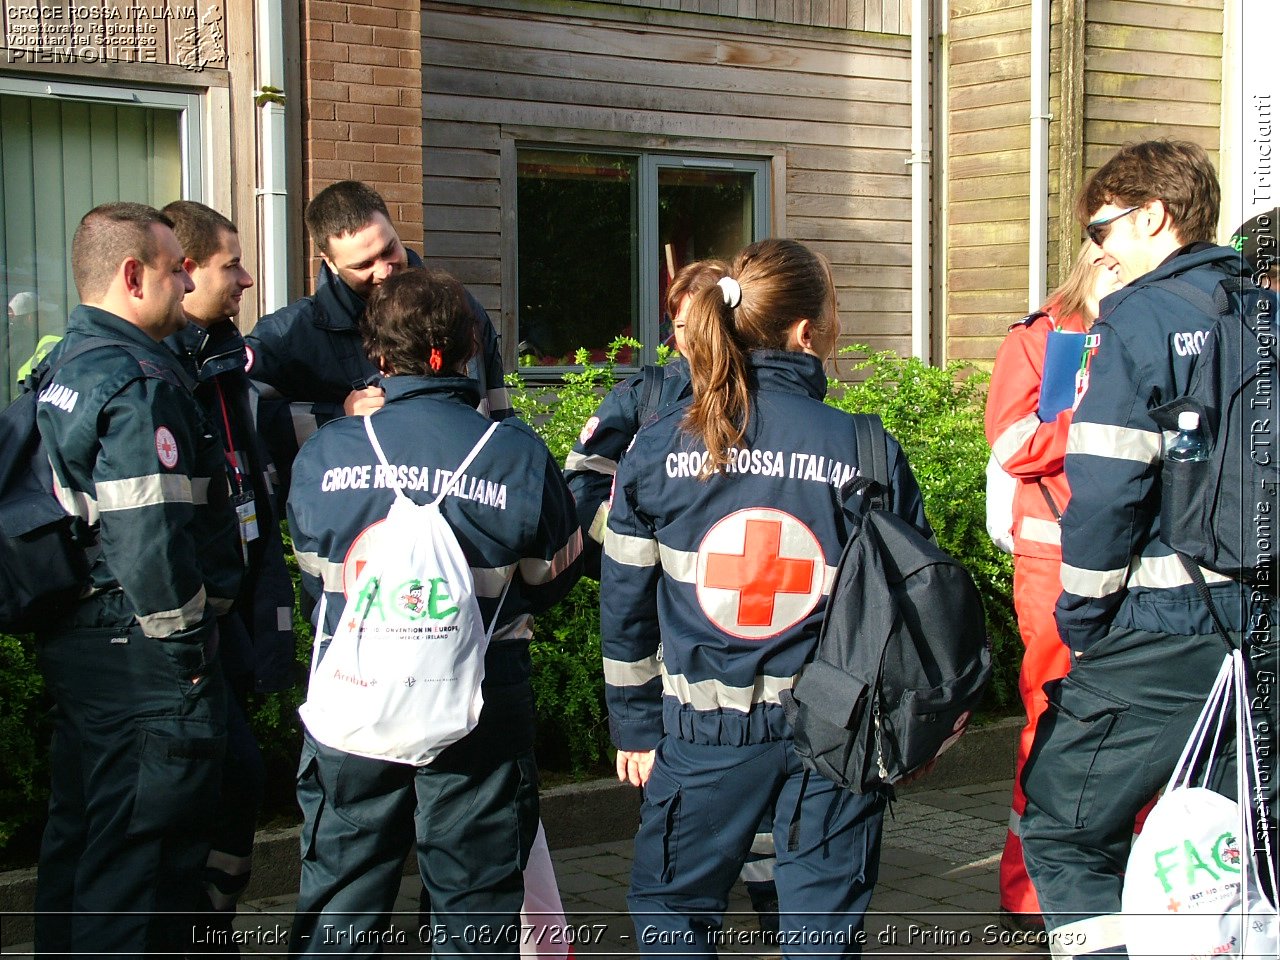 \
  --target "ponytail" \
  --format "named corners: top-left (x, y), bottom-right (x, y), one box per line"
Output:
top-left (681, 239), bottom-right (837, 480)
